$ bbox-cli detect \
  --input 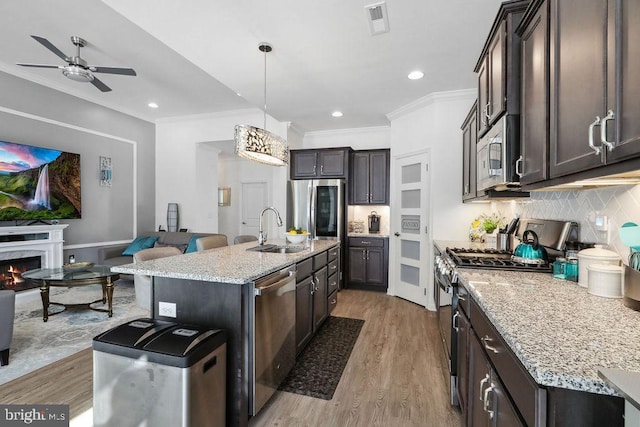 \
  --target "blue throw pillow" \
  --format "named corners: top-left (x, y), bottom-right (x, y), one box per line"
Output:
top-left (122, 236), bottom-right (159, 256)
top-left (184, 235), bottom-right (203, 254)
